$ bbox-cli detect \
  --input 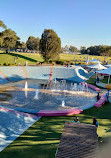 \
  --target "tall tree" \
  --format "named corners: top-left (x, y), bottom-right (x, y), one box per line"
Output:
top-left (69, 46), bottom-right (78, 52)
top-left (21, 42), bottom-right (26, 51)
top-left (39, 29), bottom-right (61, 61)
top-left (1, 29), bottom-right (20, 52)
top-left (15, 41), bottom-right (22, 49)
top-left (0, 20), bottom-right (7, 47)
top-left (80, 46), bottom-right (86, 54)
top-left (0, 20), bottom-right (7, 29)
top-left (26, 36), bottom-right (40, 51)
